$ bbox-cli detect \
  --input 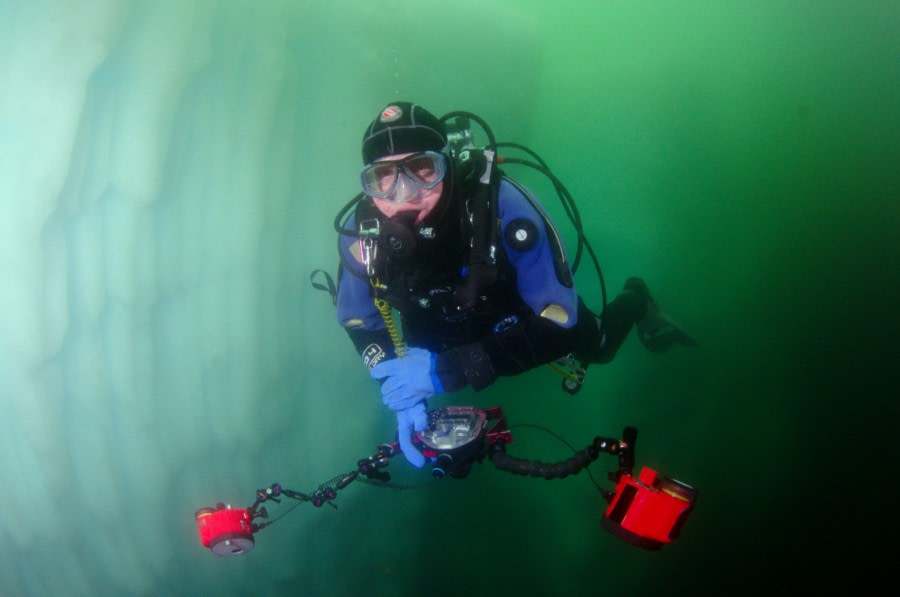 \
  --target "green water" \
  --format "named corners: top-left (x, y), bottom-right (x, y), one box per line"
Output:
top-left (249, 1), bottom-right (898, 594)
top-left (295, 2), bottom-right (896, 593)
top-left (370, 2), bottom-right (888, 594)
top-left (7, 0), bottom-right (894, 594)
